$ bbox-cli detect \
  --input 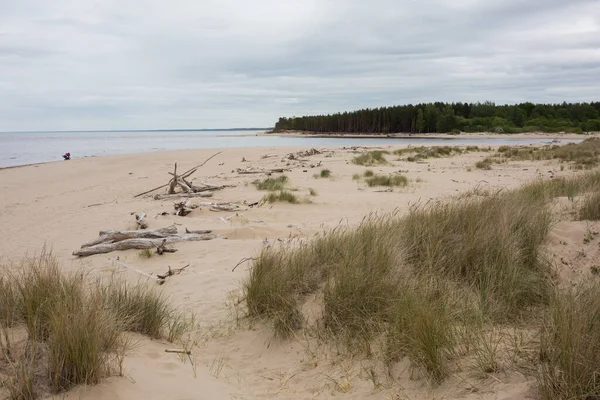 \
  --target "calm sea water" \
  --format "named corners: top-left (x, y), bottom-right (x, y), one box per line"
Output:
top-left (0, 130), bottom-right (583, 168)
